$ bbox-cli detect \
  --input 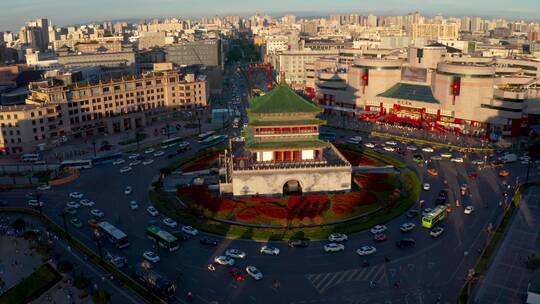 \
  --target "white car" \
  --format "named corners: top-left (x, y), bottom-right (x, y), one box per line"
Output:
top-left (406, 146), bottom-right (418, 151)
top-left (119, 166), bottom-right (132, 173)
top-left (146, 206), bottom-right (159, 216)
top-left (181, 225), bottom-right (198, 236)
top-left (79, 199), bottom-right (95, 207)
top-left (356, 246), bottom-right (377, 256)
top-left (225, 249), bottom-right (247, 259)
top-left (385, 141), bottom-right (398, 146)
top-left (260, 246), bottom-right (280, 256)
top-left (90, 209), bottom-right (104, 218)
top-left (143, 251), bottom-right (160, 263)
top-left (370, 225), bottom-right (388, 234)
top-left (422, 147), bottom-right (434, 153)
top-left (441, 153), bottom-right (453, 158)
top-left (37, 184), bottom-right (51, 191)
top-left (112, 159), bottom-right (125, 165)
top-left (347, 136), bottom-right (362, 144)
top-left (128, 153), bottom-right (140, 160)
top-left (142, 159), bottom-right (154, 166)
top-left (383, 146), bottom-right (396, 152)
top-left (324, 243), bottom-right (345, 253)
top-left (471, 160), bottom-right (484, 166)
top-left (451, 157), bottom-right (464, 163)
top-left (144, 148), bottom-right (155, 154)
top-left (364, 142), bottom-right (375, 148)
top-left (464, 206), bottom-right (475, 215)
top-left (153, 151), bottom-right (165, 157)
top-left (162, 218), bottom-right (178, 228)
top-left (124, 186), bottom-right (133, 195)
top-left (69, 192), bottom-right (84, 199)
top-left (66, 201), bottom-right (80, 209)
top-left (422, 208), bottom-right (433, 217)
top-left (28, 200), bottom-right (44, 207)
top-left (130, 201), bottom-right (139, 210)
top-left (246, 266), bottom-right (263, 280)
top-left (423, 183), bottom-right (431, 191)
top-left (430, 226), bottom-right (444, 237)
top-left (129, 160), bottom-right (141, 166)
top-left (214, 255), bottom-right (235, 266)
top-left (400, 222), bottom-right (416, 232)
top-left (328, 233), bottom-right (348, 242)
